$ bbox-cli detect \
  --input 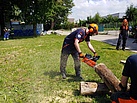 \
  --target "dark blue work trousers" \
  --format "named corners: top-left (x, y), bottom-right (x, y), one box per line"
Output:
top-left (60, 48), bottom-right (81, 76)
top-left (116, 34), bottom-right (128, 50)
